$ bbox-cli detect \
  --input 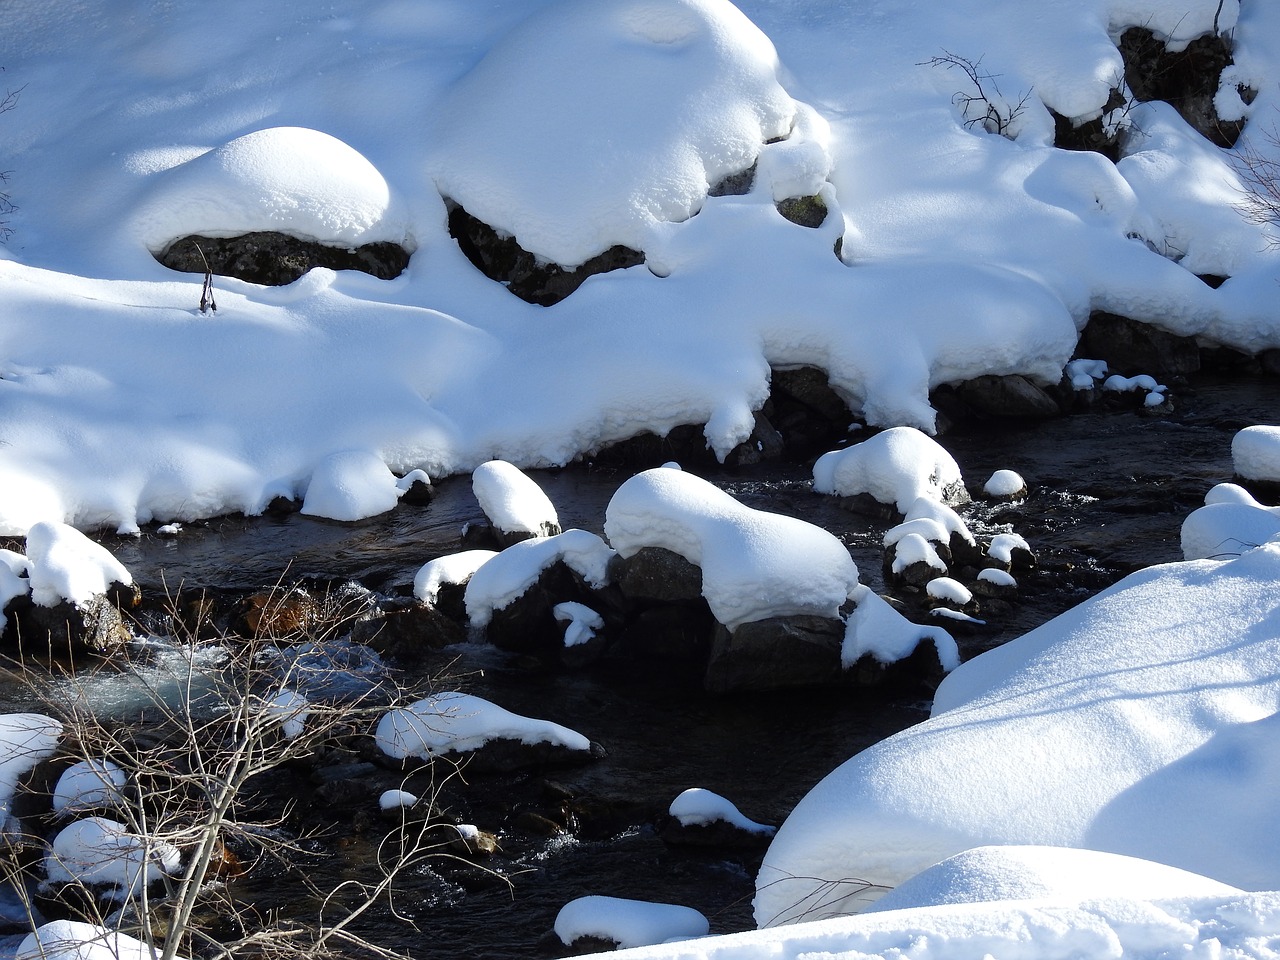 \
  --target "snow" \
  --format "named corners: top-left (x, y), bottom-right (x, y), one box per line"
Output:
top-left (925, 577), bottom-right (972, 606)
top-left (51, 760), bottom-right (126, 817)
top-left (553, 601), bottom-right (605, 647)
top-left (977, 567), bottom-right (1017, 588)
top-left (866, 845), bottom-right (1241, 913)
top-left (0, 714), bottom-right (62, 831)
top-left (265, 689), bottom-right (310, 740)
top-left (300, 450), bottom-right (423, 522)
top-left (987, 531), bottom-right (1031, 566)
top-left (471, 460), bottom-right (559, 537)
top-left (413, 550), bottom-right (498, 606)
top-left (813, 429), bottom-right (966, 513)
top-left (23, 522), bottom-right (132, 608)
top-left (1181, 501), bottom-right (1280, 560)
top-left (668, 788), bottom-right (774, 836)
top-left (18, 920), bottom-right (183, 960)
top-left (755, 538), bottom-right (1280, 928)
top-left (555, 895), bottom-right (710, 949)
top-left (463, 530), bottom-right (614, 629)
top-left (44, 816), bottom-right (181, 899)
top-left (0, 551), bottom-right (30, 633)
top-left (0, 1), bottom-right (1272, 534)
top-left (604, 467), bottom-right (859, 631)
top-left (842, 586), bottom-right (959, 672)
top-left (374, 691), bottom-right (592, 760)
top-left (1233, 425), bottom-right (1280, 482)
top-left (379, 789), bottom-right (418, 812)
top-left (983, 469), bottom-right (1026, 498)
